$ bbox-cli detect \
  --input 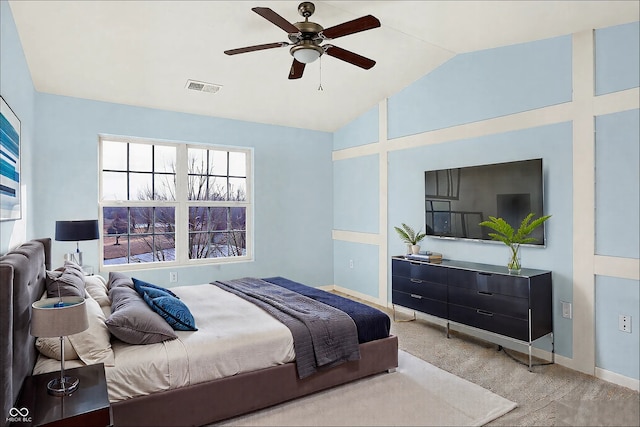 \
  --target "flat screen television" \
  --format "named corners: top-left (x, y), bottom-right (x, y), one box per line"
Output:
top-left (424, 158), bottom-right (546, 245)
